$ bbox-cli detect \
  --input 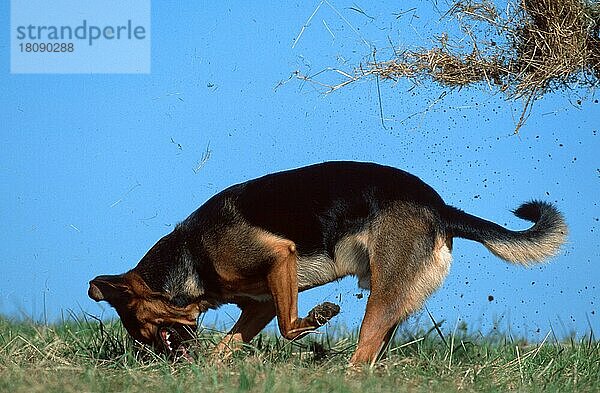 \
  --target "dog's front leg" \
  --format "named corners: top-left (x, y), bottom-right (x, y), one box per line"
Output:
top-left (213, 301), bottom-right (276, 357)
top-left (266, 241), bottom-right (340, 340)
